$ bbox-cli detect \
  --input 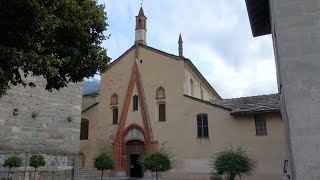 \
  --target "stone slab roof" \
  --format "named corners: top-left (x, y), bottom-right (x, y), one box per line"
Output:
top-left (211, 93), bottom-right (280, 115)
